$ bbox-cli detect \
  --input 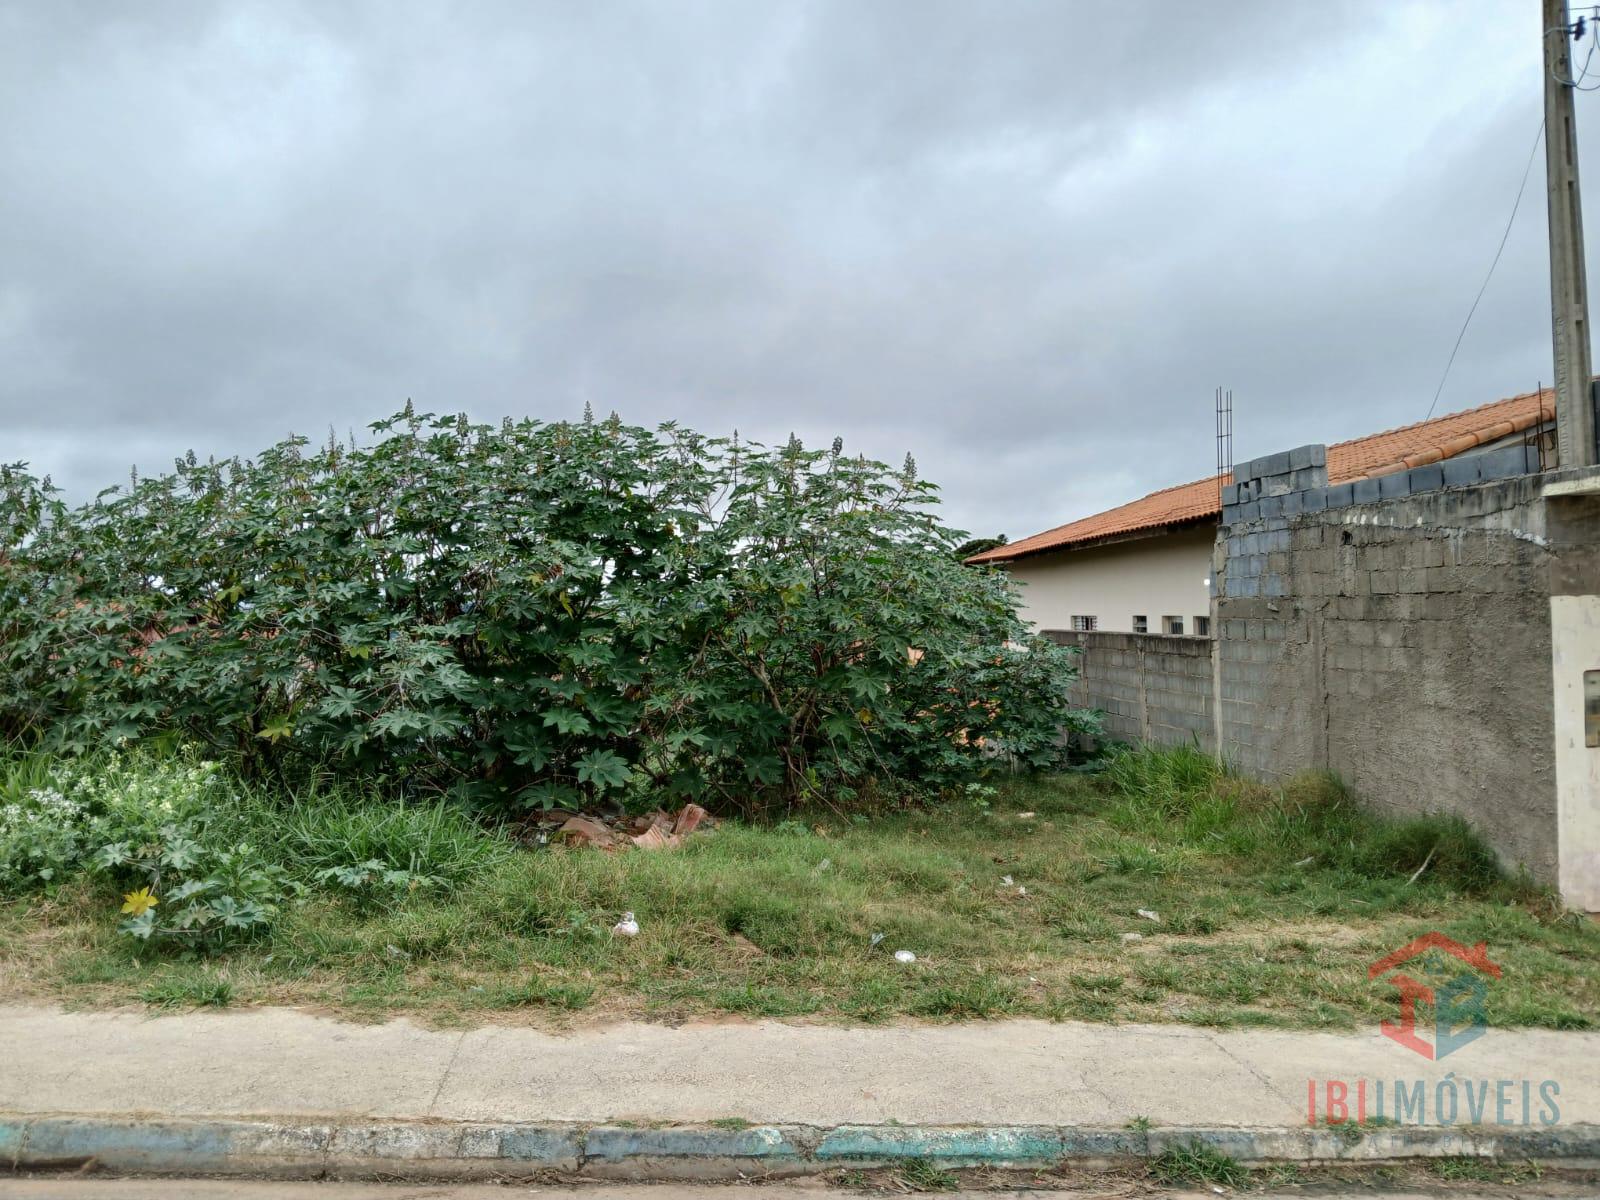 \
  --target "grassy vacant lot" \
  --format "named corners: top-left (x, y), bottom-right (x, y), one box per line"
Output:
top-left (2, 748), bottom-right (1596, 1029)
